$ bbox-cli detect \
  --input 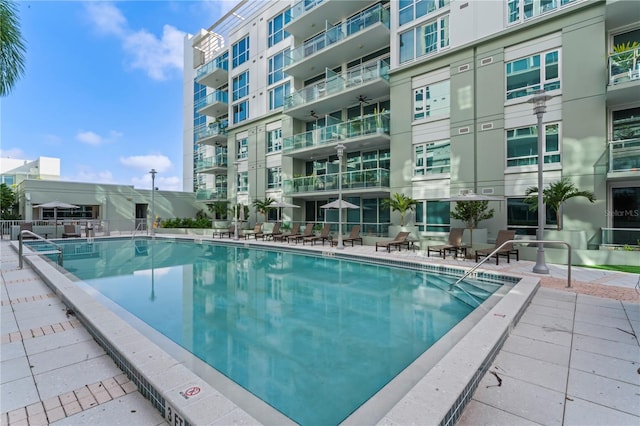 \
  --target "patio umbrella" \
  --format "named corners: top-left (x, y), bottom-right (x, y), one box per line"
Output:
top-left (268, 200), bottom-right (300, 222)
top-left (320, 199), bottom-right (360, 209)
top-left (33, 201), bottom-right (80, 238)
